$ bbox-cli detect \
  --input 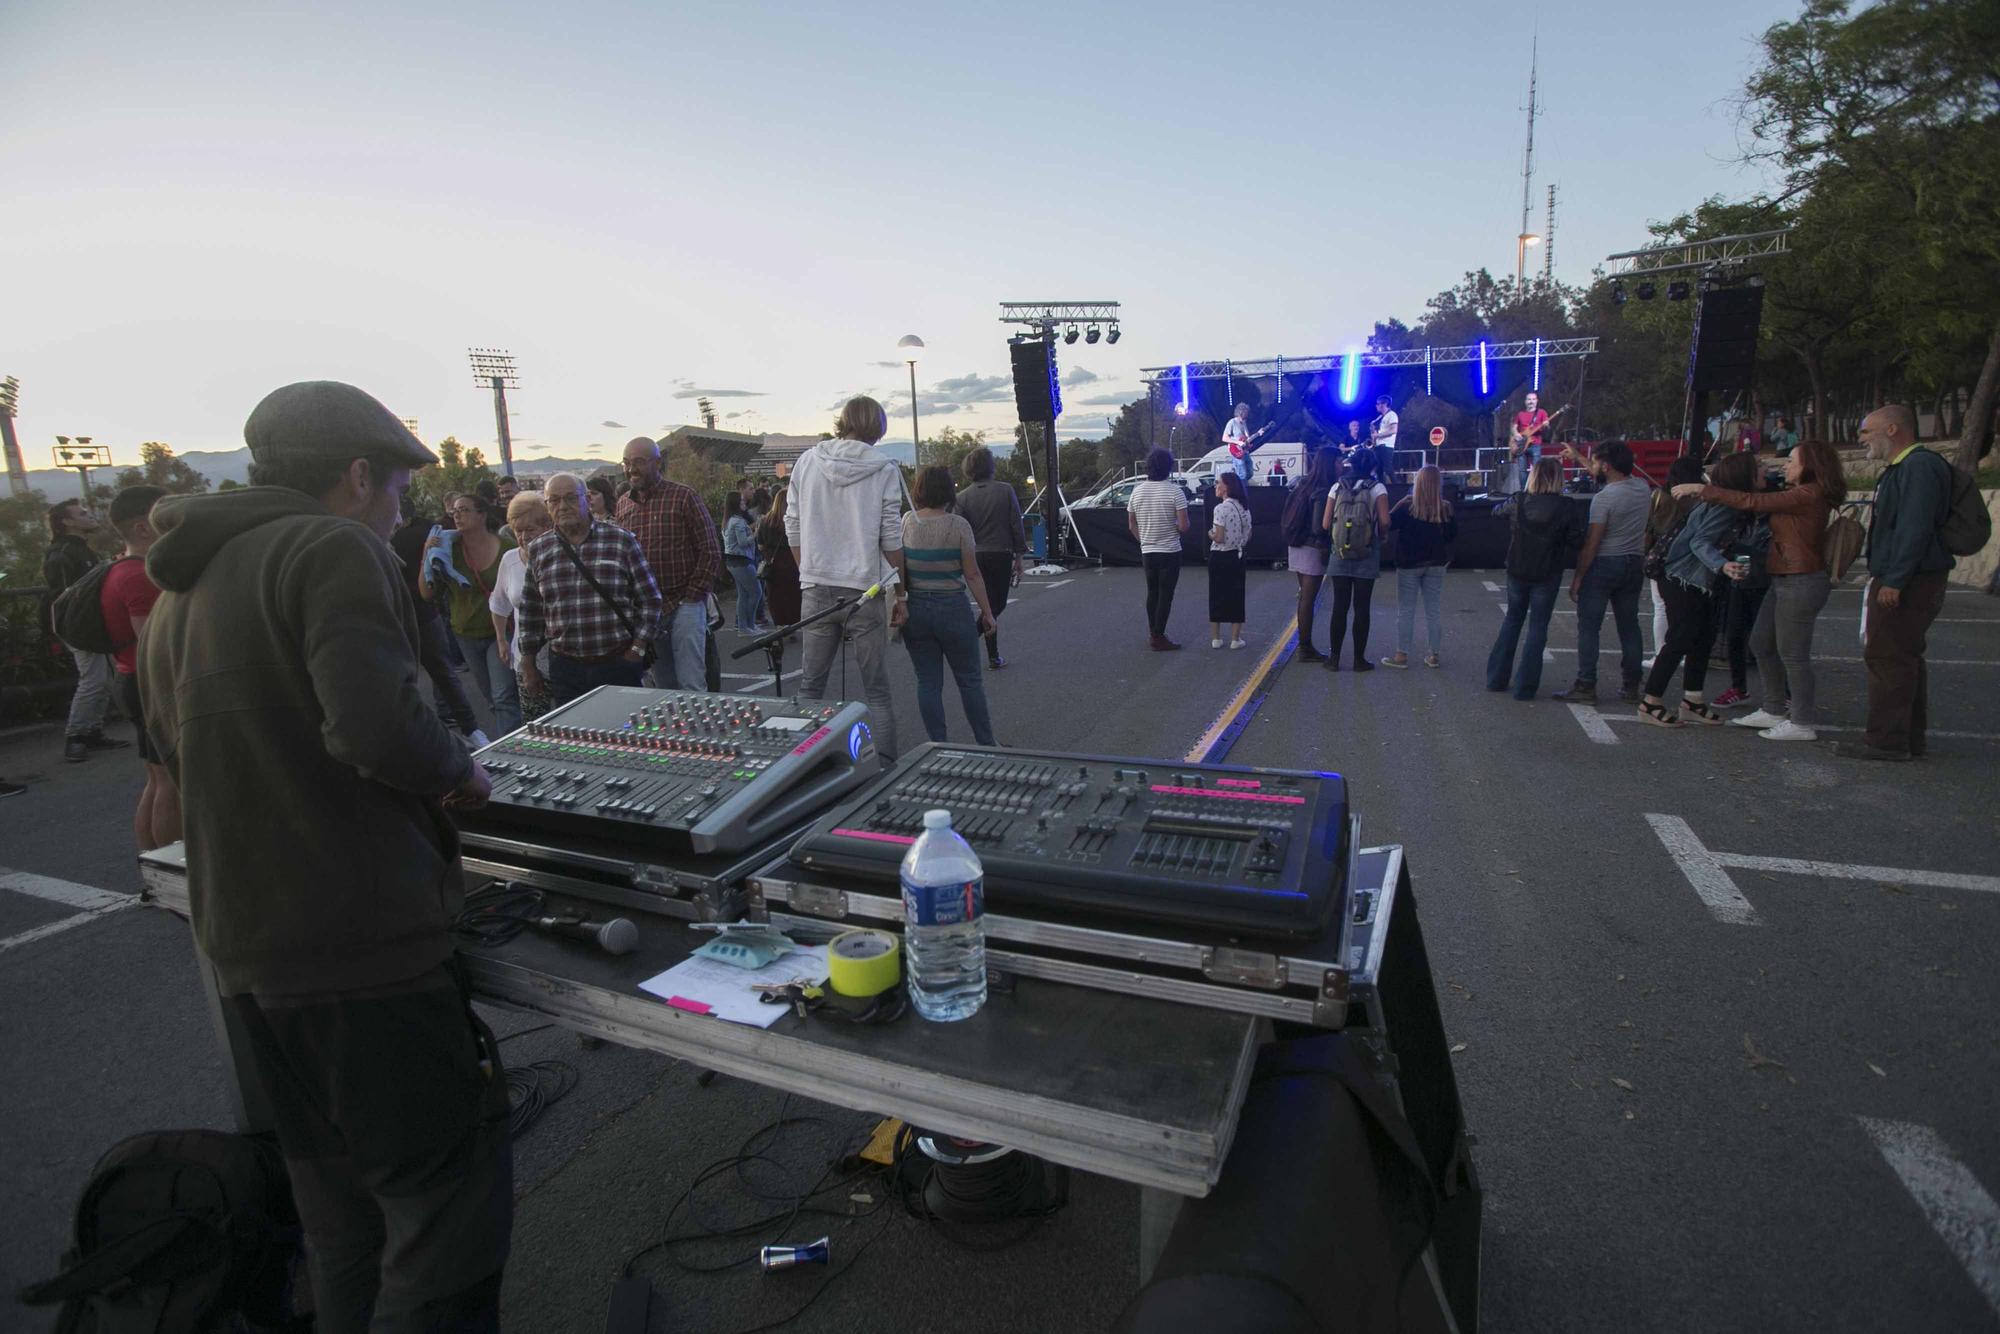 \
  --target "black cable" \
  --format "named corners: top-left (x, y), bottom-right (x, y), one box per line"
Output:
top-left (505, 1059), bottom-right (578, 1138)
top-left (496, 1023), bottom-right (555, 1045)
top-left (452, 881), bottom-right (544, 948)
